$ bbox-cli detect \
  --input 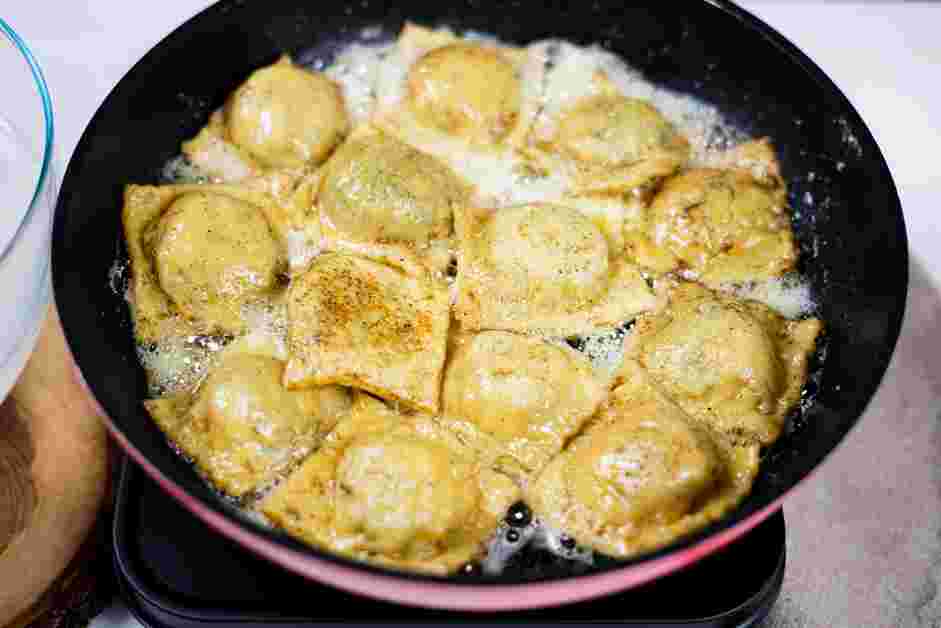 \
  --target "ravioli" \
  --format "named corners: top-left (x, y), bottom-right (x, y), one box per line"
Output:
top-left (551, 90), bottom-right (689, 194)
top-left (374, 23), bottom-right (540, 146)
top-left (454, 202), bottom-right (657, 336)
top-left (122, 184), bottom-right (293, 343)
top-left (374, 109), bottom-right (572, 211)
top-left (367, 25), bottom-right (567, 210)
top-left (153, 193), bottom-right (280, 319)
top-left (526, 359), bottom-right (759, 558)
top-left (560, 191), bottom-right (647, 256)
top-left (145, 342), bottom-right (351, 498)
top-left (408, 43), bottom-right (521, 144)
top-left (442, 331), bottom-right (607, 474)
top-left (625, 281), bottom-right (823, 445)
top-left (625, 167), bottom-right (797, 285)
top-left (316, 127), bottom-right (467, 275)
top-left (182, 56), bottom-right (348, 179)
top-left (284, 252), bottom-right (450, 413)
top-left (529, 48), bottom-right (689, 194)
top-left (260, 393), bottom-right (520, 574)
